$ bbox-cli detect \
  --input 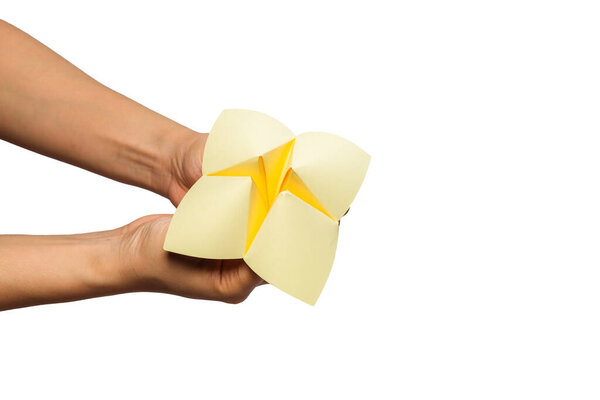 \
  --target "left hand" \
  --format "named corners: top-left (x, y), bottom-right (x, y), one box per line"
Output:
top-left (164, 132), bottom-right (209, 206)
